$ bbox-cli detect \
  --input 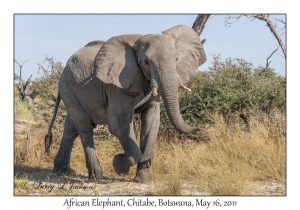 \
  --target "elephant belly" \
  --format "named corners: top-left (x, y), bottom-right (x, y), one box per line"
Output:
top-left (73, 79), bottom-right (108, 125)
top-left (84, 103), bottom-right (107, 125)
